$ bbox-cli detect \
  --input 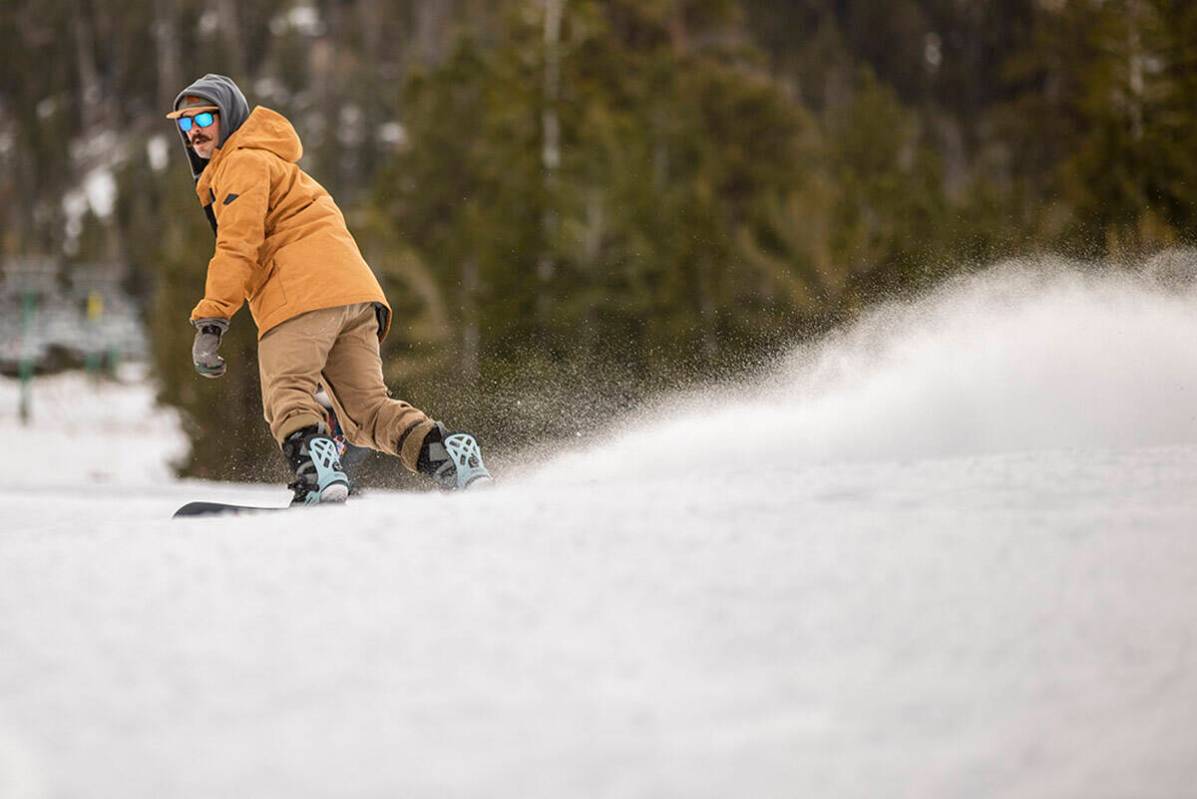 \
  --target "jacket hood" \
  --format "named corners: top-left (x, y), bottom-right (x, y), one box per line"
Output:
top-left (220, 107), bottom-right (304, 164)
top-left (193, 107), bottom-right (305, 202)
top-left (172, 74), bottom-right (251, 180)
